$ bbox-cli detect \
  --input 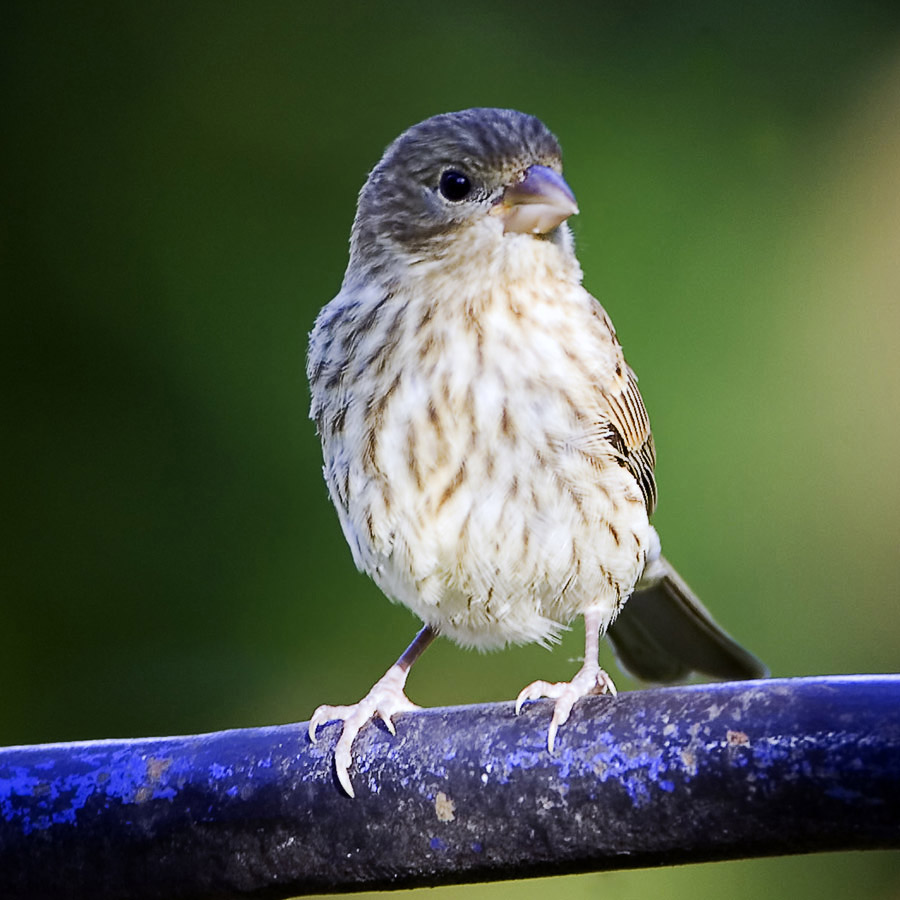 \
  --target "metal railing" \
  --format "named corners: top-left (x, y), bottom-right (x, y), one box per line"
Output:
top-left (2, 675), bottom-right (898, 899)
